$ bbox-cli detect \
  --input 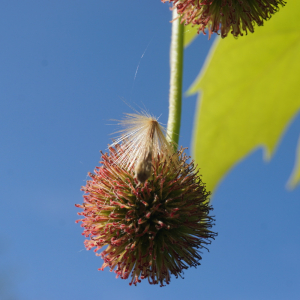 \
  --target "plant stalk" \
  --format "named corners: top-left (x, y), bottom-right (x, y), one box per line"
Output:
top-left (166, 9), bottom-right (184, 149)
